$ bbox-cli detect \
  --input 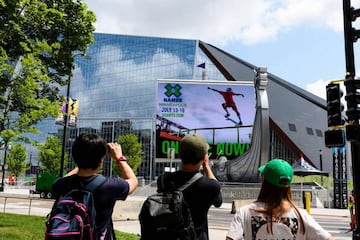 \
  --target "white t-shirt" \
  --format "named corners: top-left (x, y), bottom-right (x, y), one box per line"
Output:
top-left (226, 202), bottom-right (331, 240)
